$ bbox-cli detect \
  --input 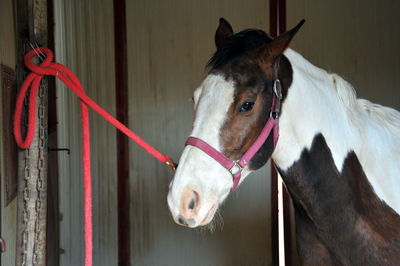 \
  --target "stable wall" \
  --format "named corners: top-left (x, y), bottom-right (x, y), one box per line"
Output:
top-left (126, 1), bottom-right (272, 265)
top-left (54, 0), bottom-right (118, 265)
top-left (287, 0), bottom-right (400, 110)
top-left (55, 0), bottom-right (273, 265)
top-left (54, 0), bottom-right (400, 265)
